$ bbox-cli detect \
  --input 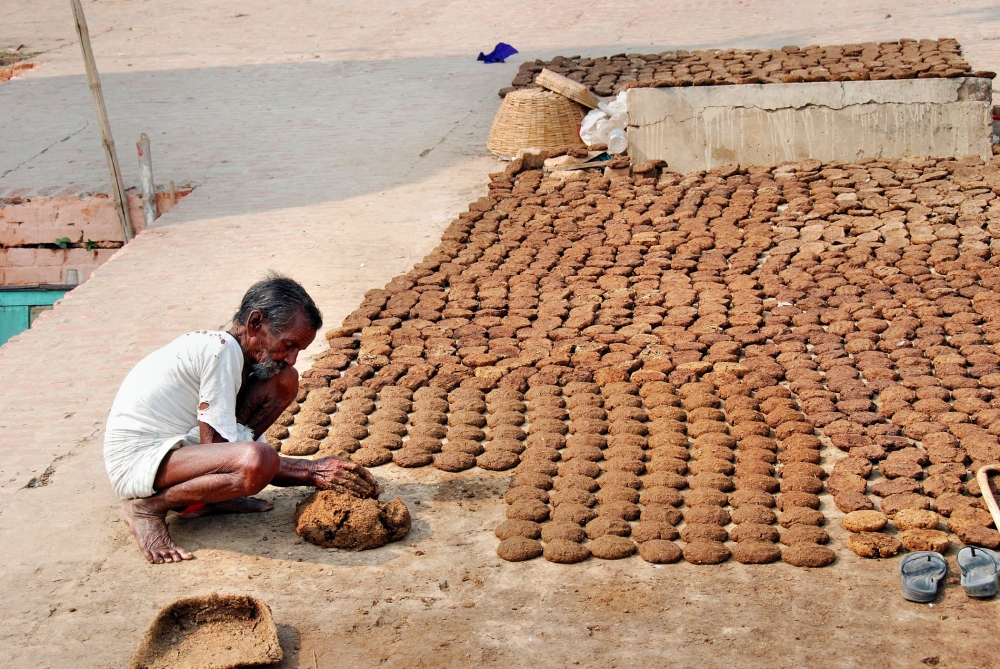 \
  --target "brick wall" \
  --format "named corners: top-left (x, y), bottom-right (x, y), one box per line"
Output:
top-left (0, 247), bottom-right (119, 285)
top-left (0, 189), bottom-right (189, 285)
